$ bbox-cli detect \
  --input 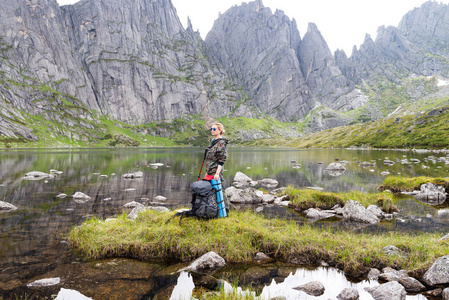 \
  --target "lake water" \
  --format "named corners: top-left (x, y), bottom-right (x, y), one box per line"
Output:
top-left (0, 148), bottom-right (448, 299)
